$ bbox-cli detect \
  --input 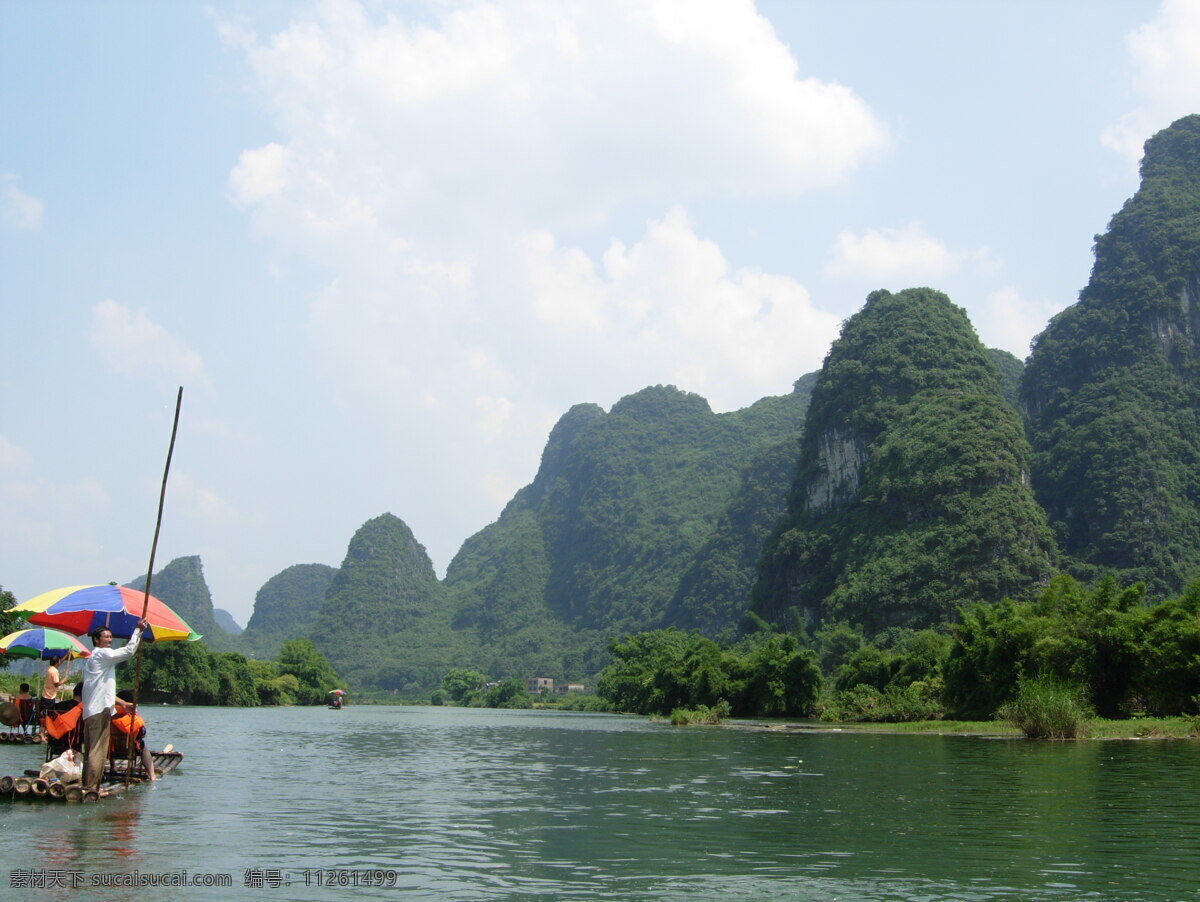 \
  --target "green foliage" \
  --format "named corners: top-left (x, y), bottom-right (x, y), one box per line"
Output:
top-left (241, 563), bottom-right (336, 658)
top-left (736, 633), bottom-right (822, 716)
top-left (277, 639), bottom-right (344, 705)
top-left (669, 700), bottom-right (731, 725)
top-left (0, 587), bottom-right (22, 668)
top-left (597, 628), bottom-right (820, 717)
top-left (986, 348), bottom-right (1024, 413)
top-left (999, 675), bottom-right (1093, 739)
top-left (445, 381), bottom-right (815, 677)
top-left (210, 652), bottom-right (261, 706)
top-left (813, 620), bottom-right (866, 674)
top-left (820, 682), bottom-right (944, 724)
top-left (833, 629), bottom-right (951, 691)
top-left (816, 627), bottom-right (951, 722)
top-left (943, 575), bottom-right (1200, 719)
top-left (1022, 115), bottom-right (1200, 598)
top-left (667, 375), bottom-right (818, 636)
top-left (555, 694), bottom-right (612, 712)
top-left (136, 641), bottom-right (220, 704)
top-left (439, 668), bottom-right (488, 703)
top-left (313, 514), bottom-right (475, 691)
top-left (754, 287), bottom-right (1057, 634)
top-left (247, 659), bottom-right (298, 706)
top-left (129, 619), bottom-right (343, 706)
top-left (484, 678), bottom-right (532, 709)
